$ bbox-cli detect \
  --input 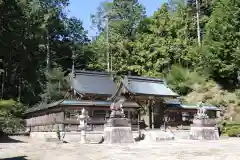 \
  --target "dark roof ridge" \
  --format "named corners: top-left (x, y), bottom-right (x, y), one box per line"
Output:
top-left (123, 75), bottom-right (164, 83)
top-left (74, 70), bottom-right (115, 77)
